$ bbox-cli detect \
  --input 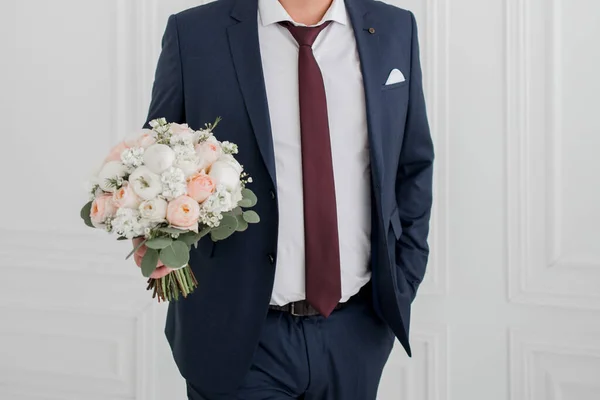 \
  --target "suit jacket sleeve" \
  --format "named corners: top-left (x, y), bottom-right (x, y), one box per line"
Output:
top-left (395, 12), bottom-right (435, 301)
top-left (145, 15), bottom-right (185, 128)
